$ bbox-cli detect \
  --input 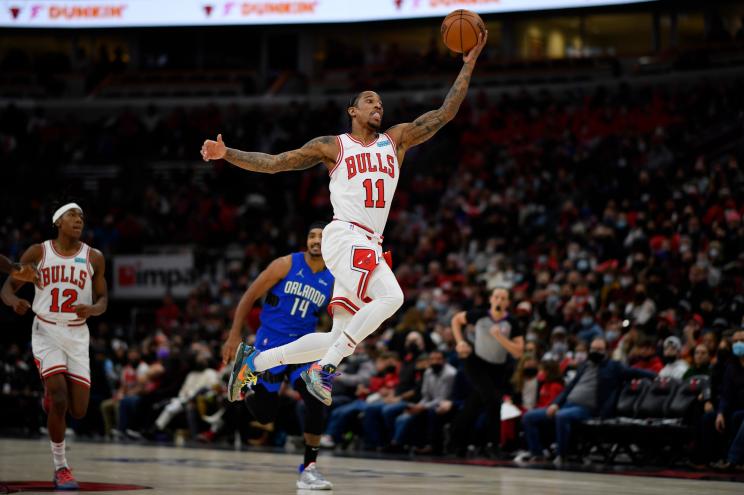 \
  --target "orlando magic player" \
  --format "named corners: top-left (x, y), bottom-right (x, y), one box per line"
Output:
top-left (222, 222), bottom-right (334, 490)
